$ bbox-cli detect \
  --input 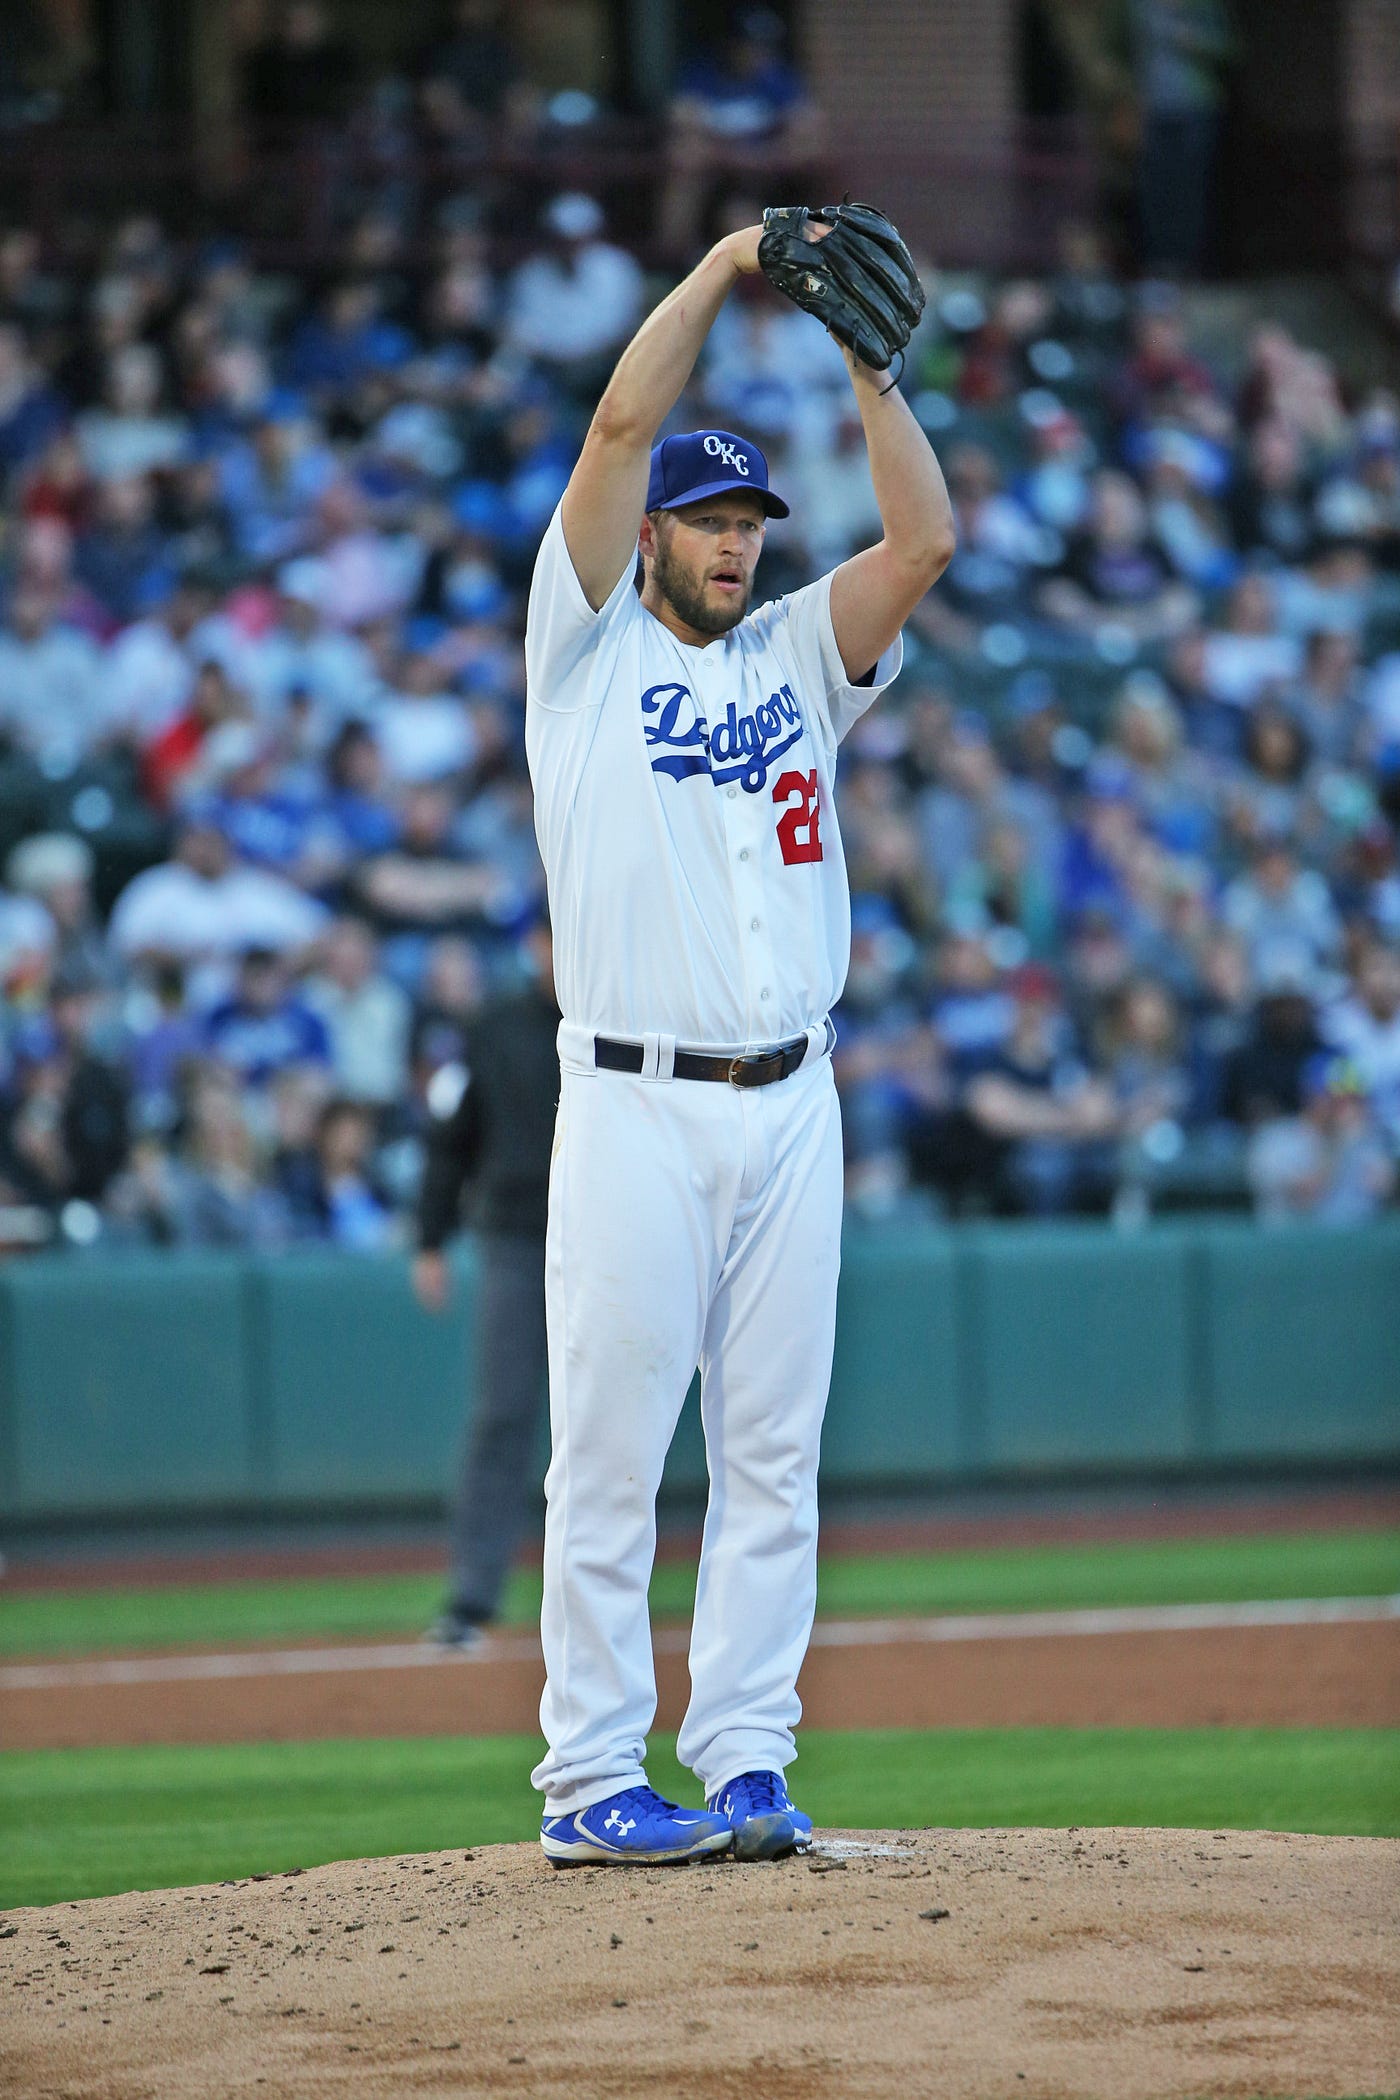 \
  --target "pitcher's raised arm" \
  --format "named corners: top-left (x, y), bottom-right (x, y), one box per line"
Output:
top-left (560, 228), bottom-right (764, 610)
